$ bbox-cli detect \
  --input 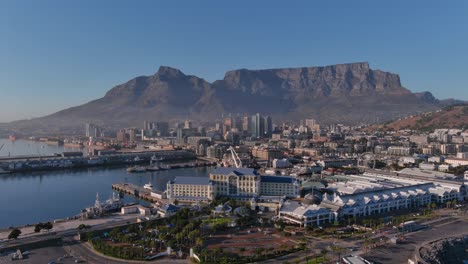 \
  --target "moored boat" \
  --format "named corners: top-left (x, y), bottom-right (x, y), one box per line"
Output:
top-left (126, 166), bottom-right (146, 173)
top-left (0, 168), bottom-right (11, 174)
top-left (144, 182), bottom-right (154, 190)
